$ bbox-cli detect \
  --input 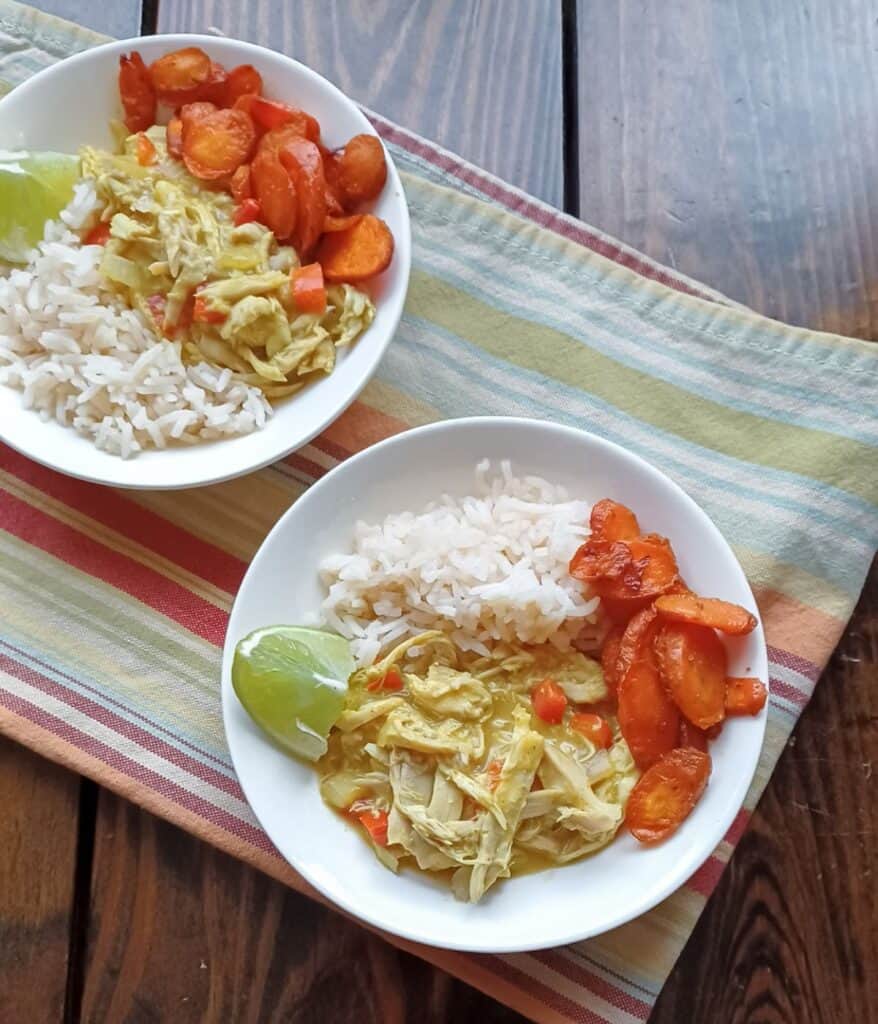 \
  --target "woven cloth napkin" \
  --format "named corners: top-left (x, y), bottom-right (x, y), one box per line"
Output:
top-left (2, 3), bottom-right (877, 1021)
